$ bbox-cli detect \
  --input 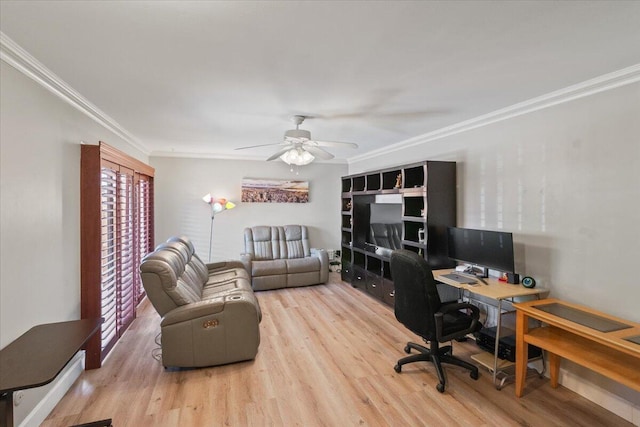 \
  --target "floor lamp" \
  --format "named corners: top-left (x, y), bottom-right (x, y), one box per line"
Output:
top-left (202, 193), bottom-right (236, 262)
